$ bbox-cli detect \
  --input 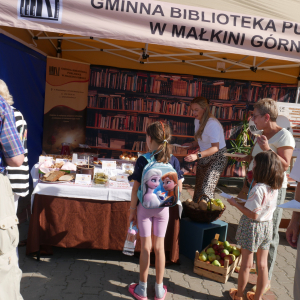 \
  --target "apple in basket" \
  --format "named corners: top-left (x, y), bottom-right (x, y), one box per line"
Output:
top-left (206, 248), bottom-right (215, 255)
top-left (224, 255), bottom-right (233, 265)
top-left (212, 244), bottom-right (219, 251)
top-left (232, 249), bottom-right (241, 257)
top-left (208, 253), bottom-right (216, 262)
